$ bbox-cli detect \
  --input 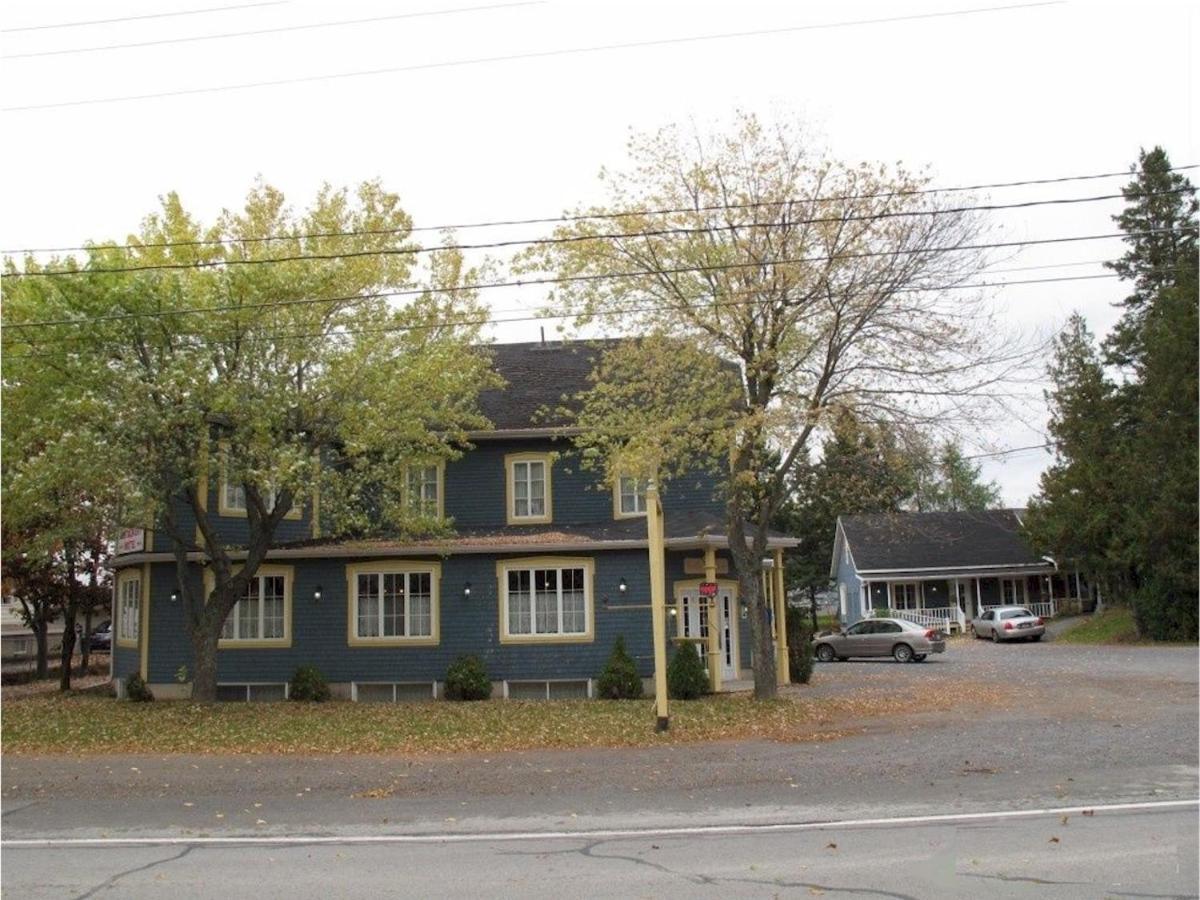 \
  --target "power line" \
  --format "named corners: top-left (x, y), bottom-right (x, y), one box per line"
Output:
top-left (6, 189), bottom-right (1188, 280)
top-left (3, 1), bottom-right (1062, 111)
top-left (0, 257), bottom-right (1125, 337)
top-left (7, 165), bottom-right (1194, 257)
top-left (962, 443), bottom-right (1050, 460)
top-left (5, 1), bottom-right (545, 60)
top-left (0, 1), bottom-right (288, 34)
top-left (0, 272), bottom-right (1118, 359)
